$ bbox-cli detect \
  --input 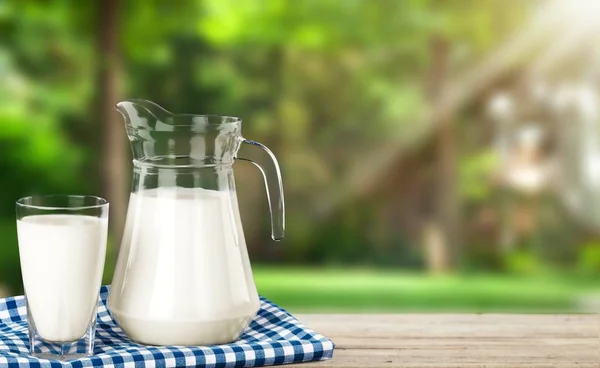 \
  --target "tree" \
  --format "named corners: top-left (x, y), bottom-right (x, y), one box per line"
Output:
top-left (97, 0), bottom-right (126, 249)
